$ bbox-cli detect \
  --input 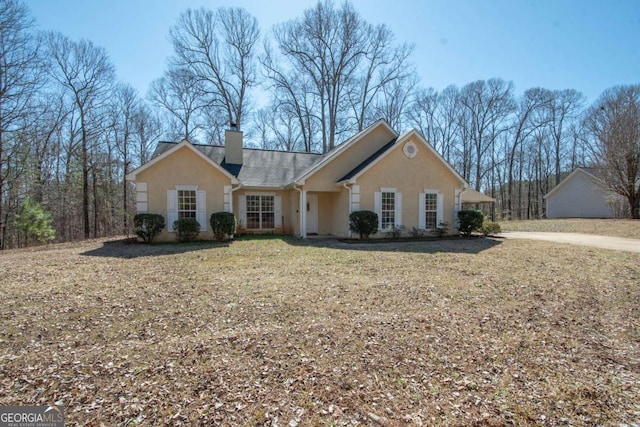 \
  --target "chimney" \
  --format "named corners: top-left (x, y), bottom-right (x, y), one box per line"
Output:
top-left (225, 125), bottom-right (243, 165)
